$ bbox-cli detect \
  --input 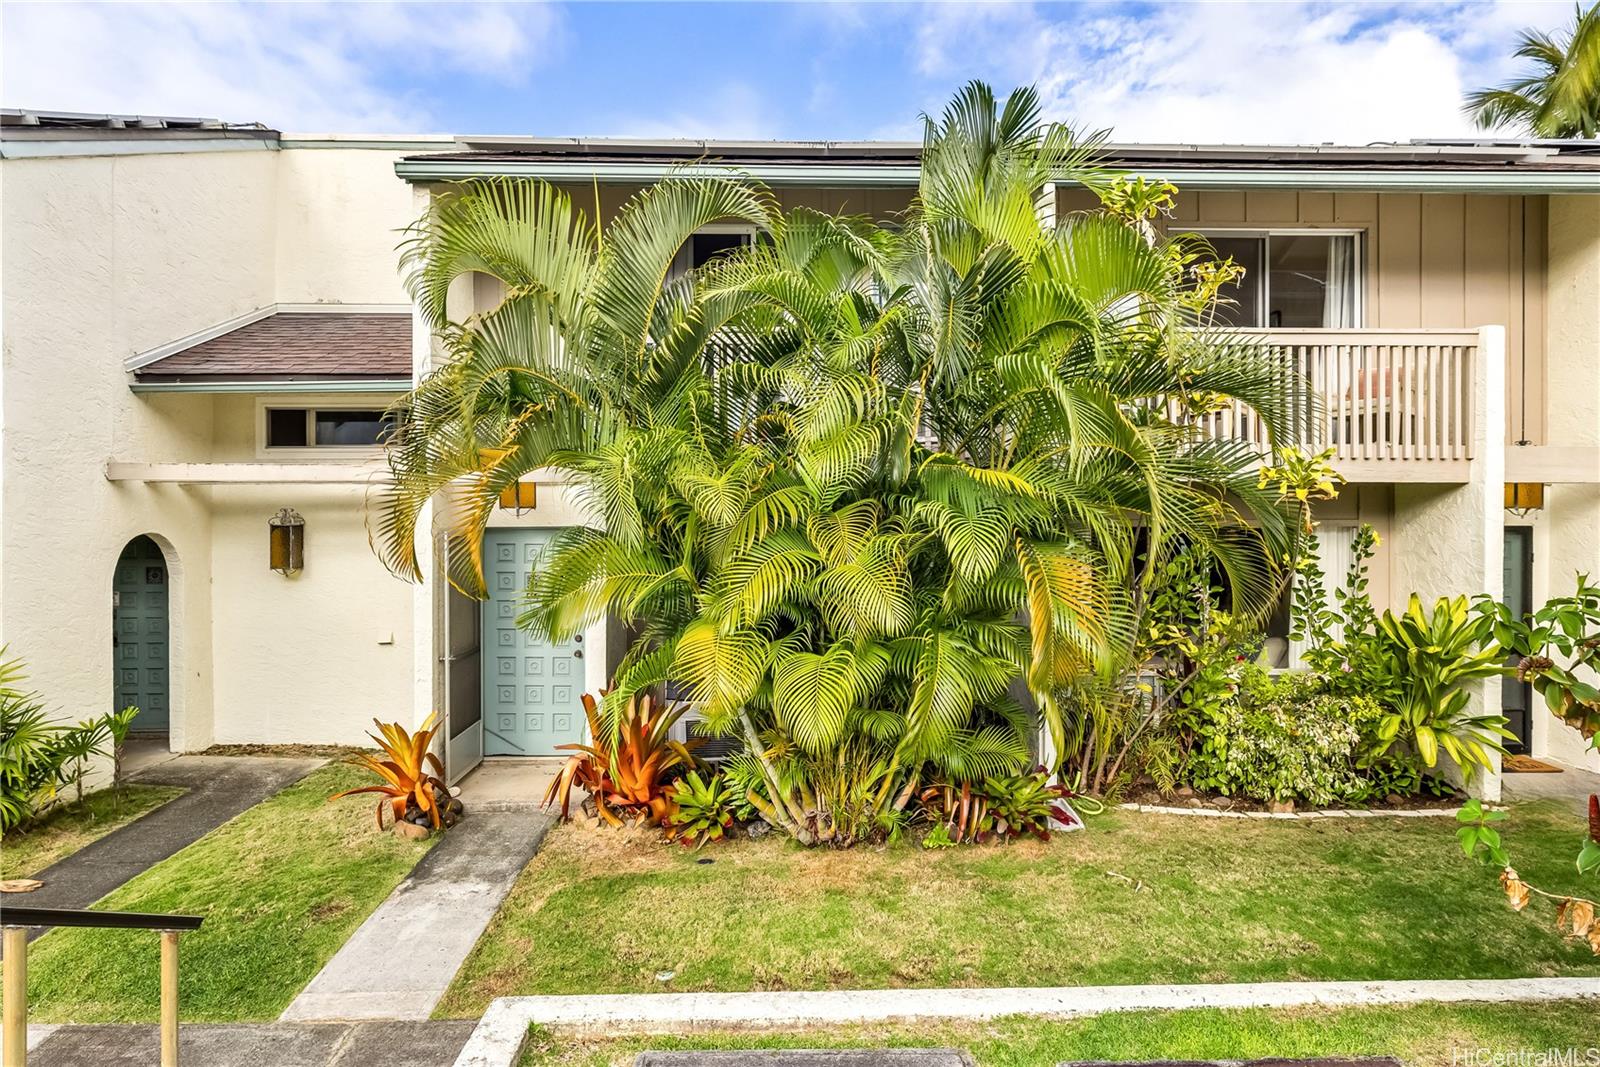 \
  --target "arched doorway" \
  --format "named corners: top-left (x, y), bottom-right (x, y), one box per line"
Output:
top-left (113, 535), bottom-right (170, 739)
